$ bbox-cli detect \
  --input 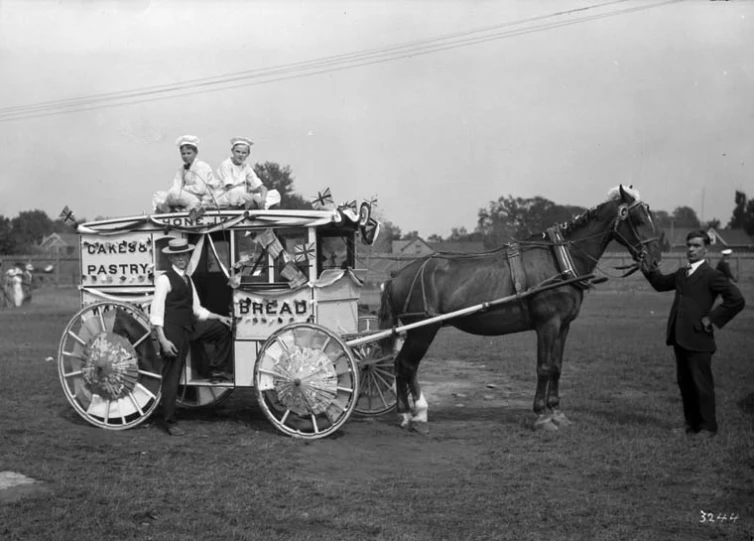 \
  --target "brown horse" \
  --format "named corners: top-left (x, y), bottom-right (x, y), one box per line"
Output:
top-left (378, 185), bottom-right (662, 431)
